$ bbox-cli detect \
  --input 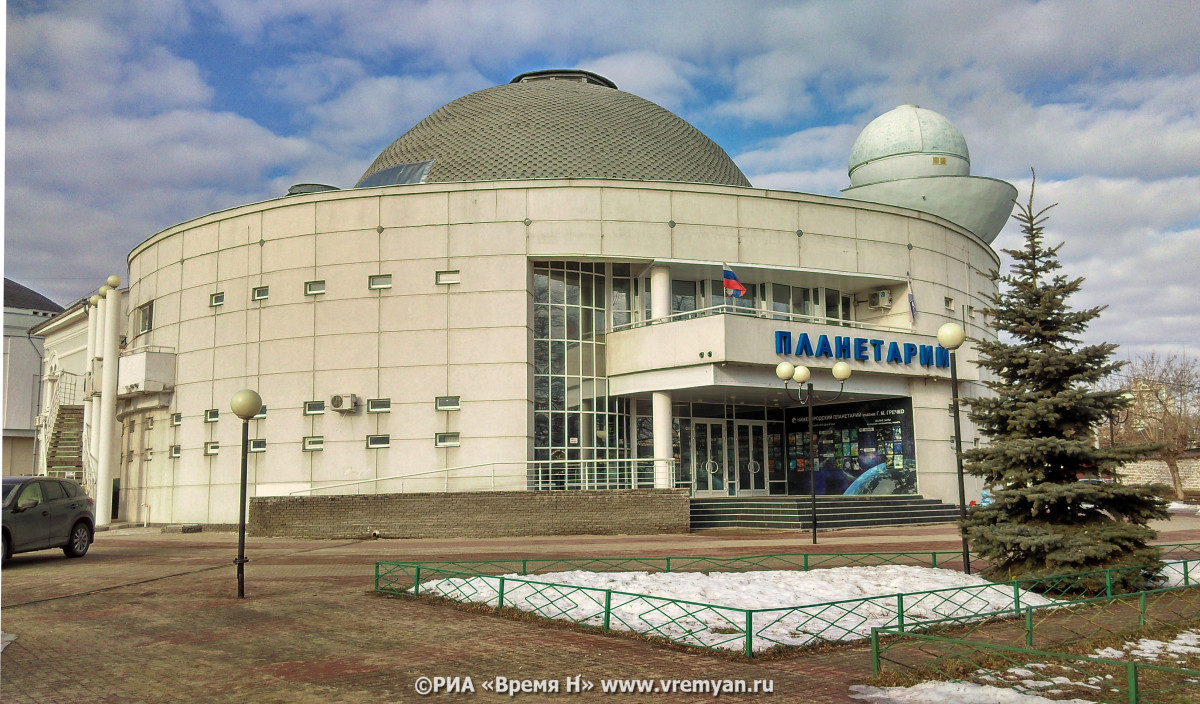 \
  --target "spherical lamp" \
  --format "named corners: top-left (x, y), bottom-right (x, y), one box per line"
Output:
top-left (231, 389), bottom-right (263, 421)
top-left (792, 365), bottom-right (811, 384)
top-left (775, 362), bottom-right (795, 381)
top-left (106, 275), bottom-right (121, 288)
top-left (98, 285), bottom-right (110, 296)
top-left (831, 362), bottom-right (852, 381)
top-left (937, 323), bottom-right (966, 350)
